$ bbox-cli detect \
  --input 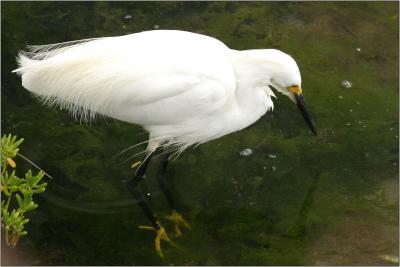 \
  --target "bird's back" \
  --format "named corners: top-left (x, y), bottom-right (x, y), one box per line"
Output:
top-left (14, 30), bottom-right (236, 123)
